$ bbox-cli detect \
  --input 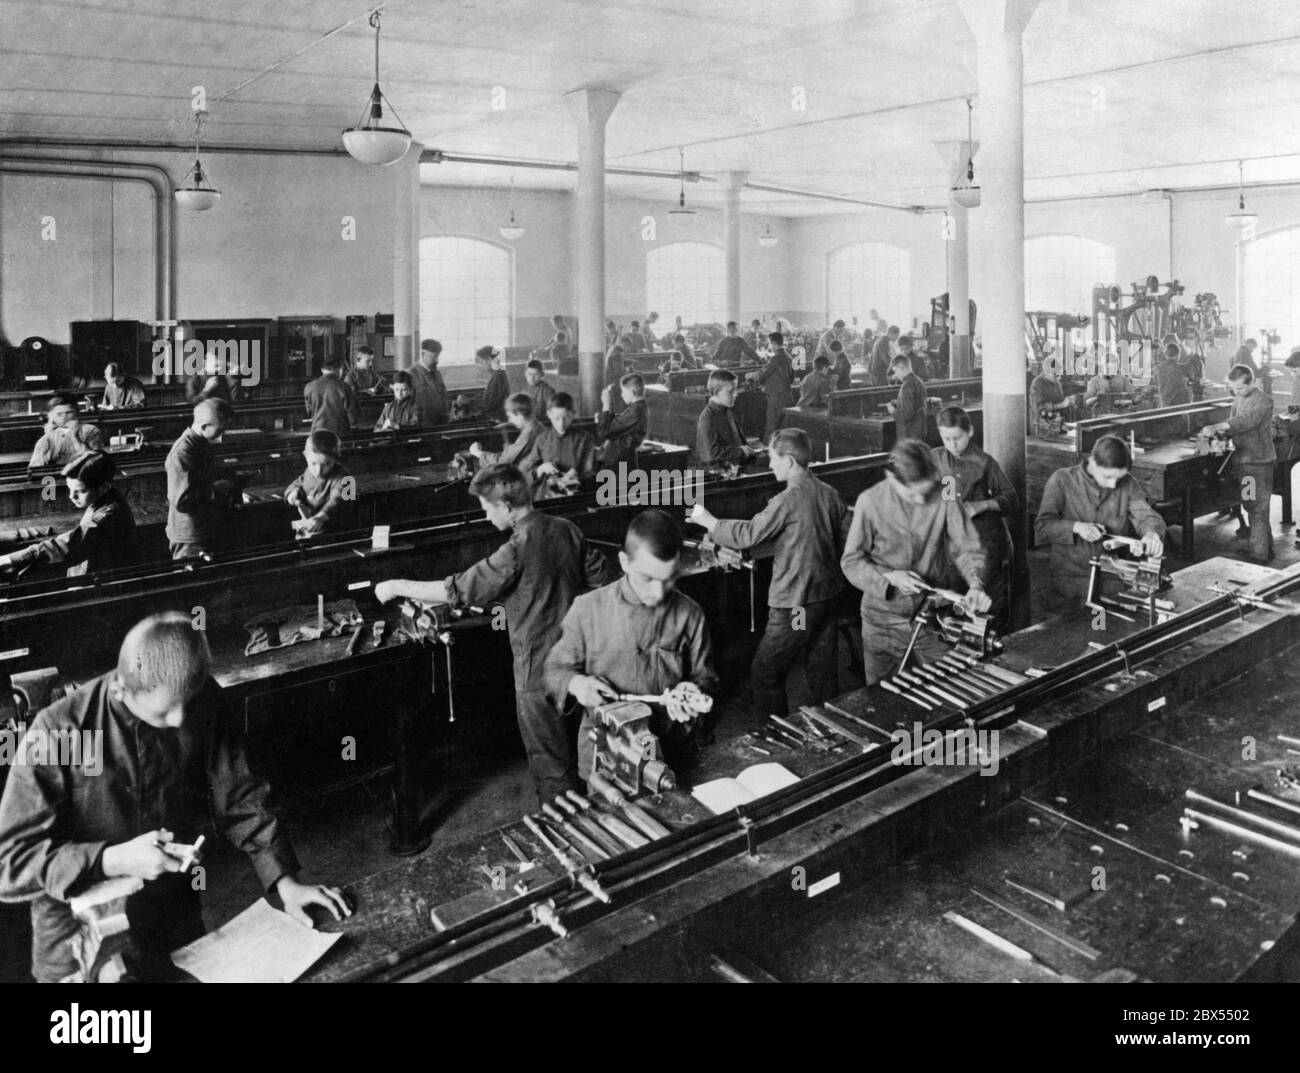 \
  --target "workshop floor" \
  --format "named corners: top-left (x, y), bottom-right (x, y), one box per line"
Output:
top-left (3, 497), bottom-right (1297, 982)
